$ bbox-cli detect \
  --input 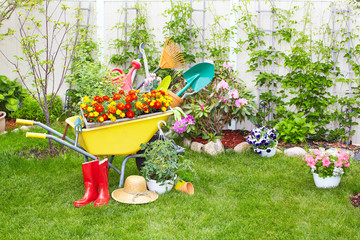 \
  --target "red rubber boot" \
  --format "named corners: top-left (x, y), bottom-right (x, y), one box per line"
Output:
top-left (94, 157), bottom-right (110, 207)
top-left (74, 159), bottom-right (99, 207)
